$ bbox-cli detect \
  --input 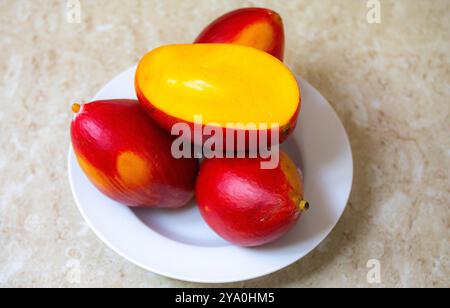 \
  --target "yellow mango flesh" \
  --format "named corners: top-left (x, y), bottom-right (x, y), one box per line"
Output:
top-left (136, 44), bottom-right (300, 128)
